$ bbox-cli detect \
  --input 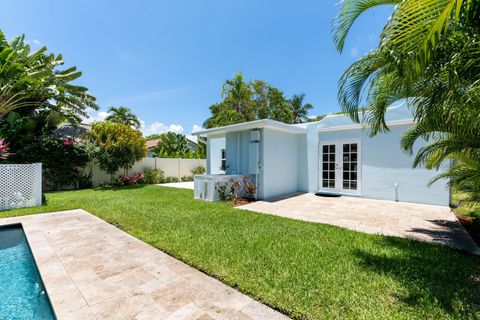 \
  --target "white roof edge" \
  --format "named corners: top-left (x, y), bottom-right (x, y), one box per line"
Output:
top-left (316, 119), bottom-right (413, 132)
top-left (192, 119), bottom-right (305, 136)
